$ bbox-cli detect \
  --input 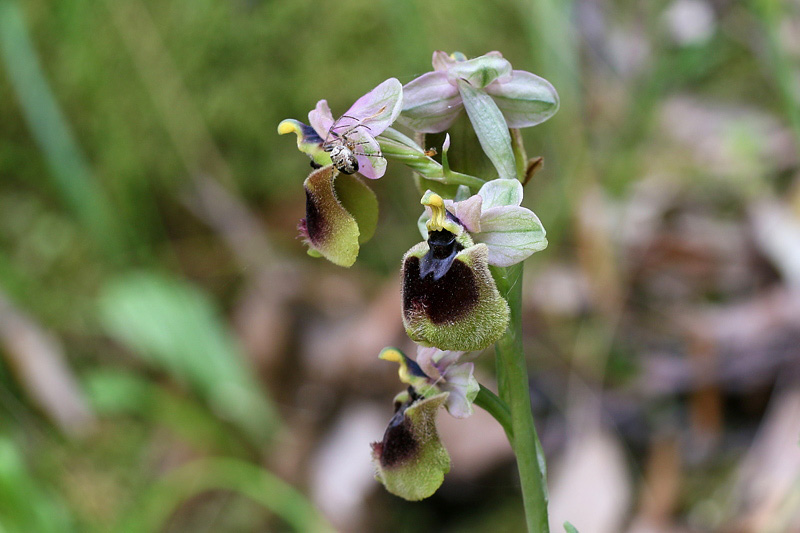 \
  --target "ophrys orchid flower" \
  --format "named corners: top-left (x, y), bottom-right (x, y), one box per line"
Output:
top-left (371, 346), bottom-right (479, 501)
top-left (418, 178), bottom-right (548, 267)
top-left (402, 192), bottom-right (510, 351)
top-left (278, 79), bottom-right (402, 266)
